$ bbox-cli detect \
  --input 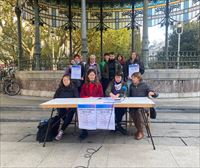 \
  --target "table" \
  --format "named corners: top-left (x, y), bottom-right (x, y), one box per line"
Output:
top-left (40, 97), bottom-right (156, 149)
